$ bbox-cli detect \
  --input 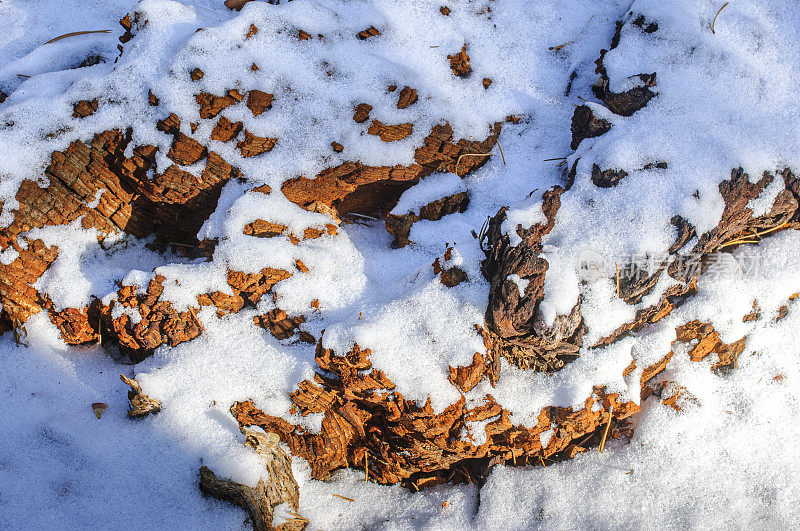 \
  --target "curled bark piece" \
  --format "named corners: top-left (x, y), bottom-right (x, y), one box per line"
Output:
top-left (199, 426), bottom-right (308, 531)
top-left (120, 374), bottom-right (162, 418)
